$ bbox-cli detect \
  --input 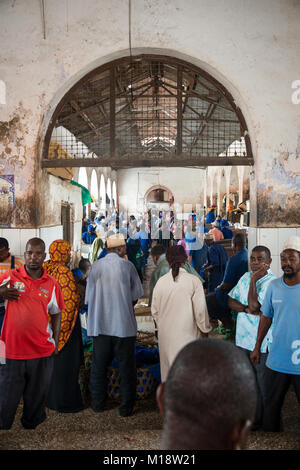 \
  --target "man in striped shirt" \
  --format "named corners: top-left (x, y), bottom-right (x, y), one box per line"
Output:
top-left (0, 238), bottom-right (24, 332)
